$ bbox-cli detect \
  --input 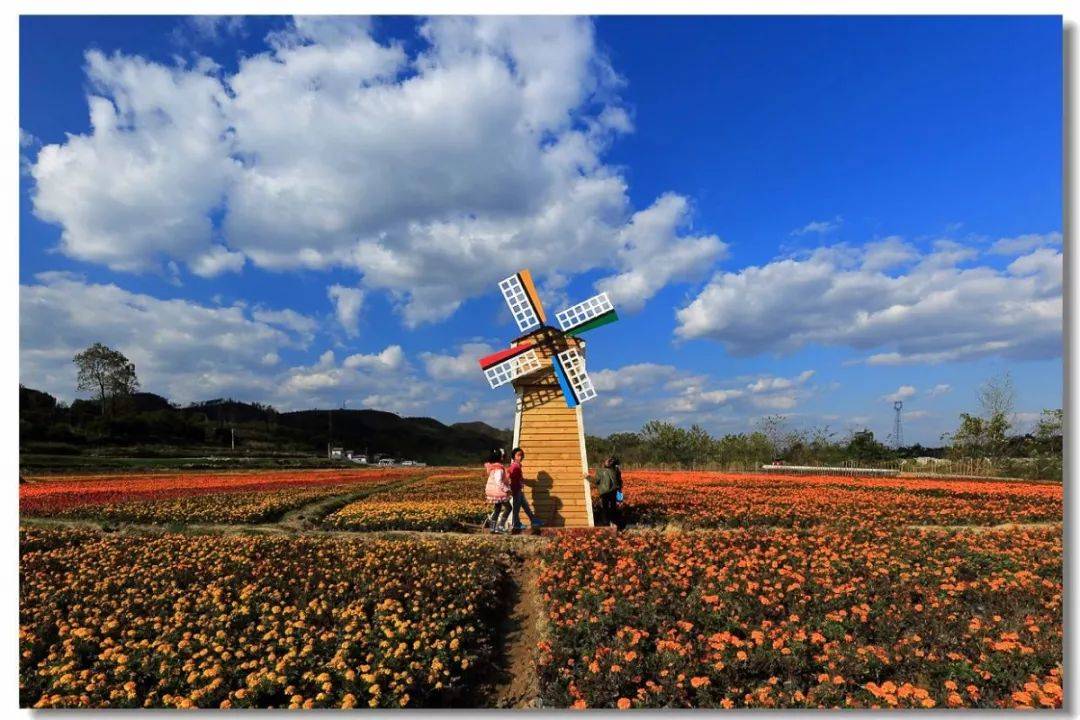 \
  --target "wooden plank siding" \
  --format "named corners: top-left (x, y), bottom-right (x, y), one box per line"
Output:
top-left (513, 365), bottom-right (593, 527)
